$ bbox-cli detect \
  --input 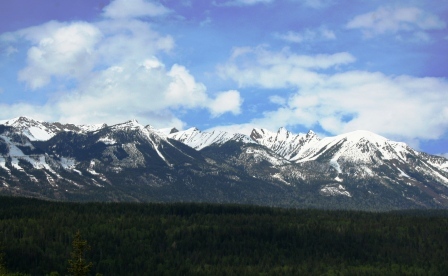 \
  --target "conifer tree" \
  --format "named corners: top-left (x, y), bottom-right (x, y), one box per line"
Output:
top-left (67, 231), bottom-right (93, 276)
